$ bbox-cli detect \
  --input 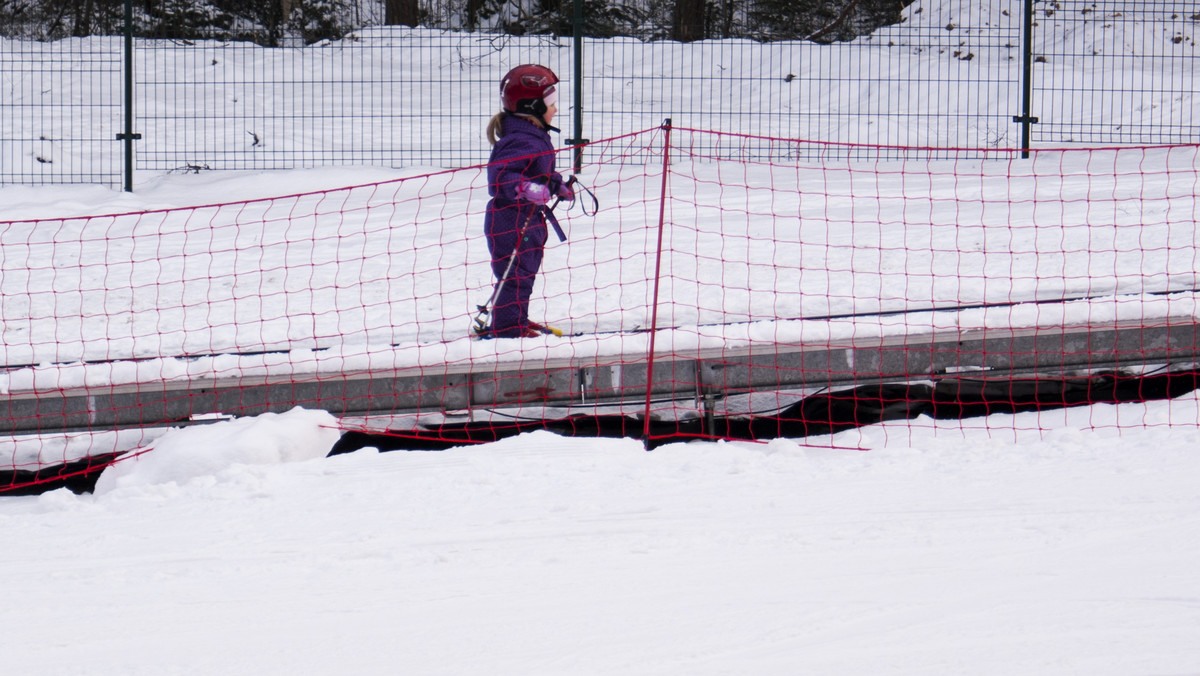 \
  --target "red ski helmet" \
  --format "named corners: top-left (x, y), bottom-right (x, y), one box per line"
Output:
top-left (500, 64), bottom-right (559, 118)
